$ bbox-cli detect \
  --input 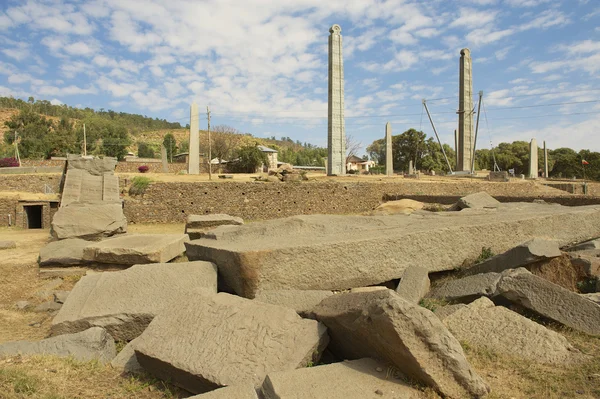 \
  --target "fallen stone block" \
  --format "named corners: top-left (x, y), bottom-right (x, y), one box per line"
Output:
top-left (111, 338), bottom-right (142, 373)
top-left (395, 265), bottom-right (430, 303)
top-left (569, 252), bottom-right (600, 278)
top-left (0, 240), bottom-right (16, 250)
top-left (53, 291), bottom-right (70, 304)
top-left (82, 234), bottom-right (189, 264)
top-left (51, 203), bottom-right (127, 241)
top-left (261, 358), bottom-right (422, 399)
top-left (186, 204), bottom-right (600, 298)
top-left (465, 238), bottom-right (561, 276)
top-left (566, 238), bottom-right (600, 252)
top-left (34, 301), bottom-right (62, 313)
top-left (444, 297), bottom-right (580, 364)
top-left (51, 262), bottom-right (217, 341)
top-left (427, 273), bottom-right (501, 302)
top-left (186, 214), bottom-right (244, 240)
top-left (39, 239), bottom-right (90, 267)
top-left (582, 293), bottom-right (600, 306)
top-left (457, 192), bottom-right (500, 209)
top-left (313, 289), bottom-right (489, 399)
top-left (371, 199), bottom-right (424, 215)
top-left (189, 384), bottom-right (258, 399)
top-left (433, 304), bottom-right (467, 321)
top-left (134, 293), bottom-right (329, 394)
top-left (0, 327), bottom-right (115, 363)
top-left (495, 268), bottom-right (600, 336)
top-left (254, 289), bottom-right (333, 318)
